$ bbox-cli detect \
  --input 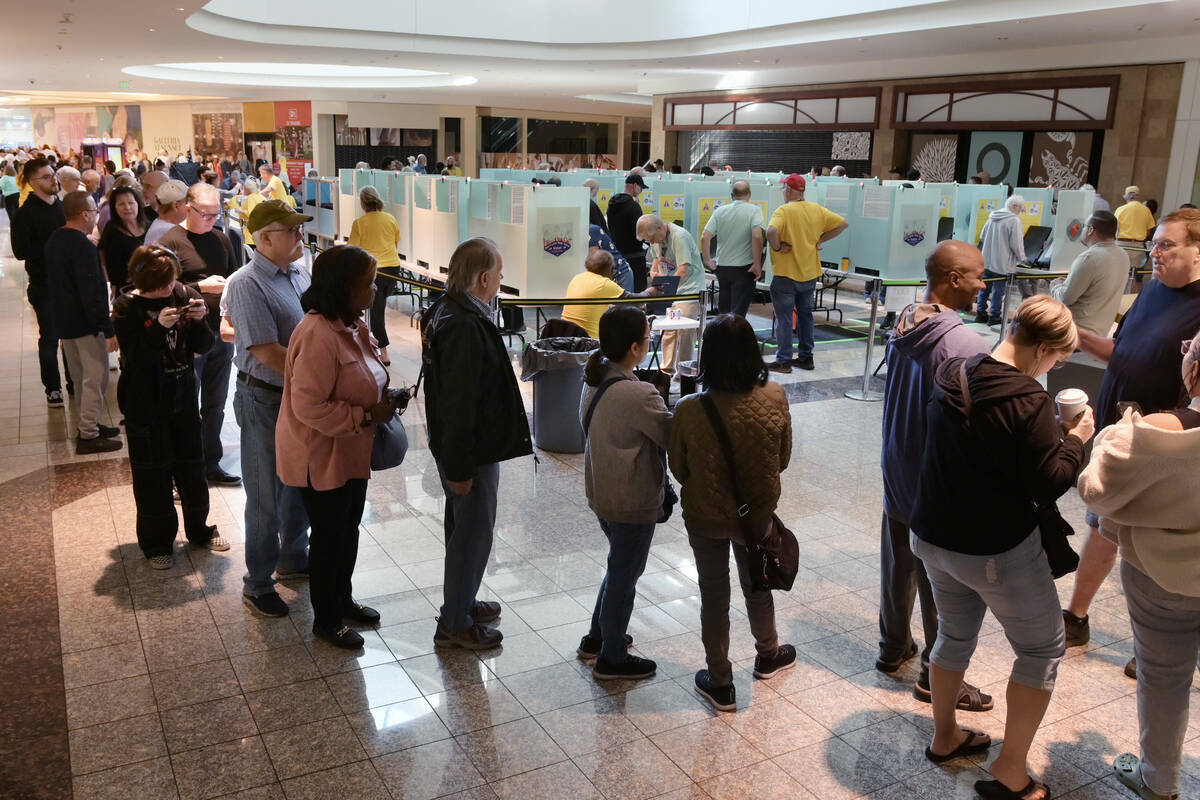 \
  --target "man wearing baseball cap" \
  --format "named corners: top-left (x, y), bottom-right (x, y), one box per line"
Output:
top-left (1115, 185), bottom-right (1156, 271)
top-left (765, 174), bottom-right (848, 372)
top-left (607, 173), bottom-right (650, 291)
top-left (222, 199), bottom-right (314, 617)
